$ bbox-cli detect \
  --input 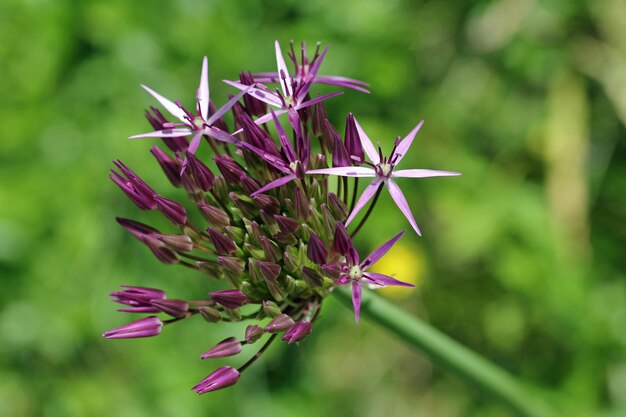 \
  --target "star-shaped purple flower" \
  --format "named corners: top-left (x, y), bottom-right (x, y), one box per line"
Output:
top-left (130, 57), bottom-right (251, 171)
top-left (224, 41), bottom-right (343, 126)
top-left (308, 117), bottom-right (461, 235)
top-left (332, 223), bottom-right (414, 322)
